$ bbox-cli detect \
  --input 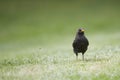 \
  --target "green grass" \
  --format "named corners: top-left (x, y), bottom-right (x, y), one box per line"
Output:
top-left (0, 0), bottom-right (120, 80)
top-left (0, 46), bottom-right (120, 80)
